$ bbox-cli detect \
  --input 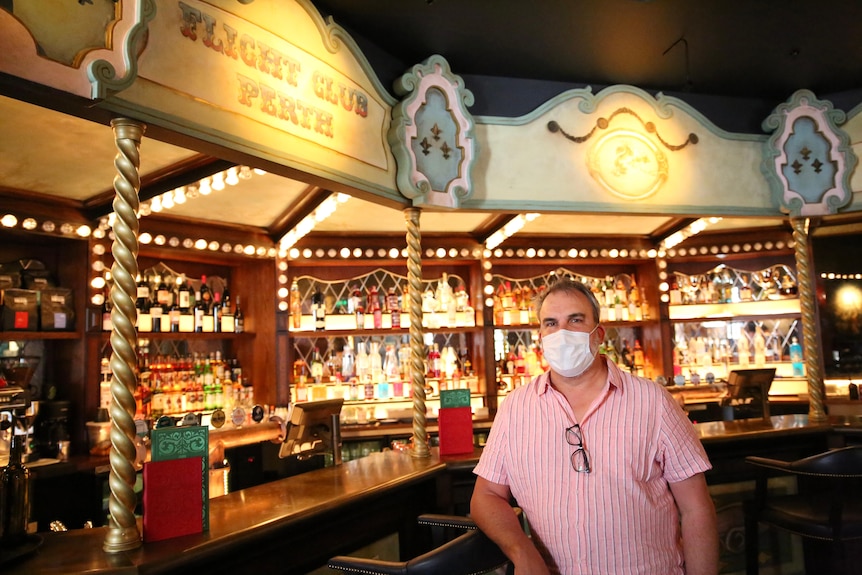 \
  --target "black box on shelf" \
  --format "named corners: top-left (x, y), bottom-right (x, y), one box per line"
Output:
top-left (39, 287), bottom-right (75, 331)
top-left (0, 261), bottom-right (22, 290)
top-left (0, 288), bottom-right (39, 331)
